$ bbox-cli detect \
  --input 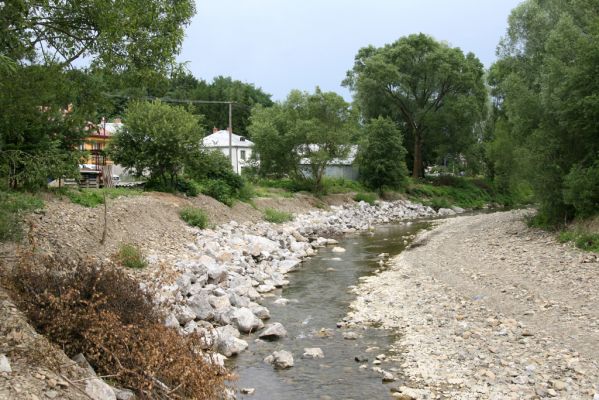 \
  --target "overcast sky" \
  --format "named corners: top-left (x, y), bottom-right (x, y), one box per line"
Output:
top-left (178, 0), bottom-right (523, 101)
